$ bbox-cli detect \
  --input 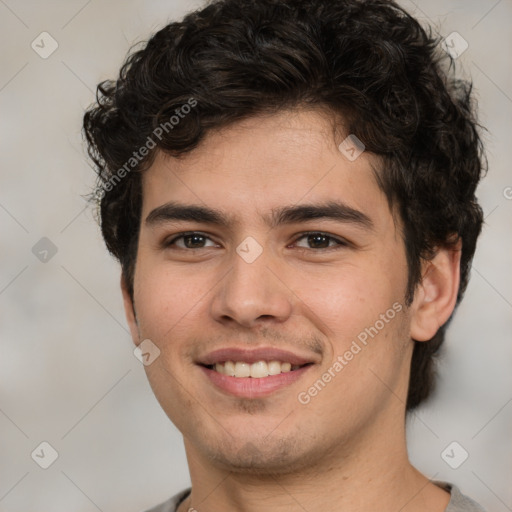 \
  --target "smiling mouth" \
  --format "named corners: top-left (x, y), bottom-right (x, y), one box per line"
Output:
top-left (202, 360), bottom-right (313, 378)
